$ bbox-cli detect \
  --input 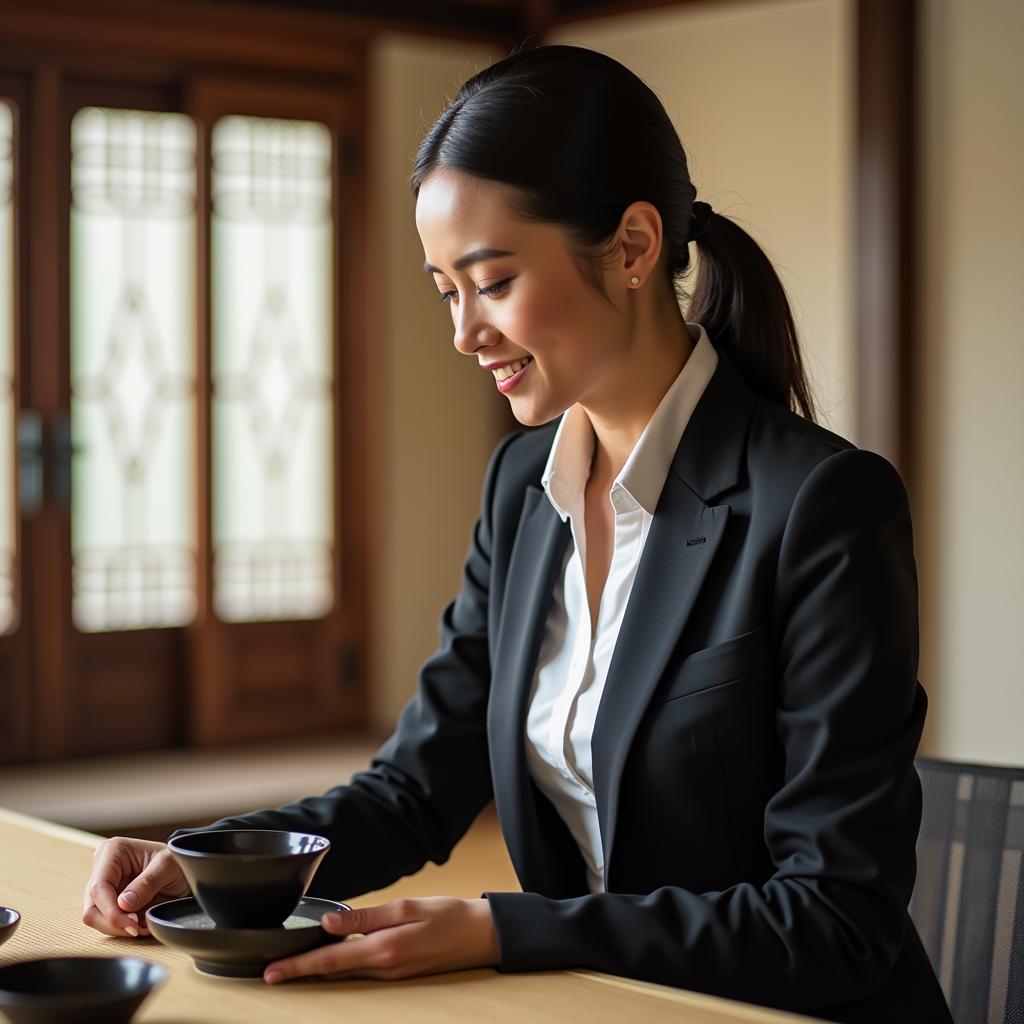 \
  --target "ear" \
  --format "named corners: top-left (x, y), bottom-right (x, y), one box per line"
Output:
top-left (615, 201), bottom-right (663, 287)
